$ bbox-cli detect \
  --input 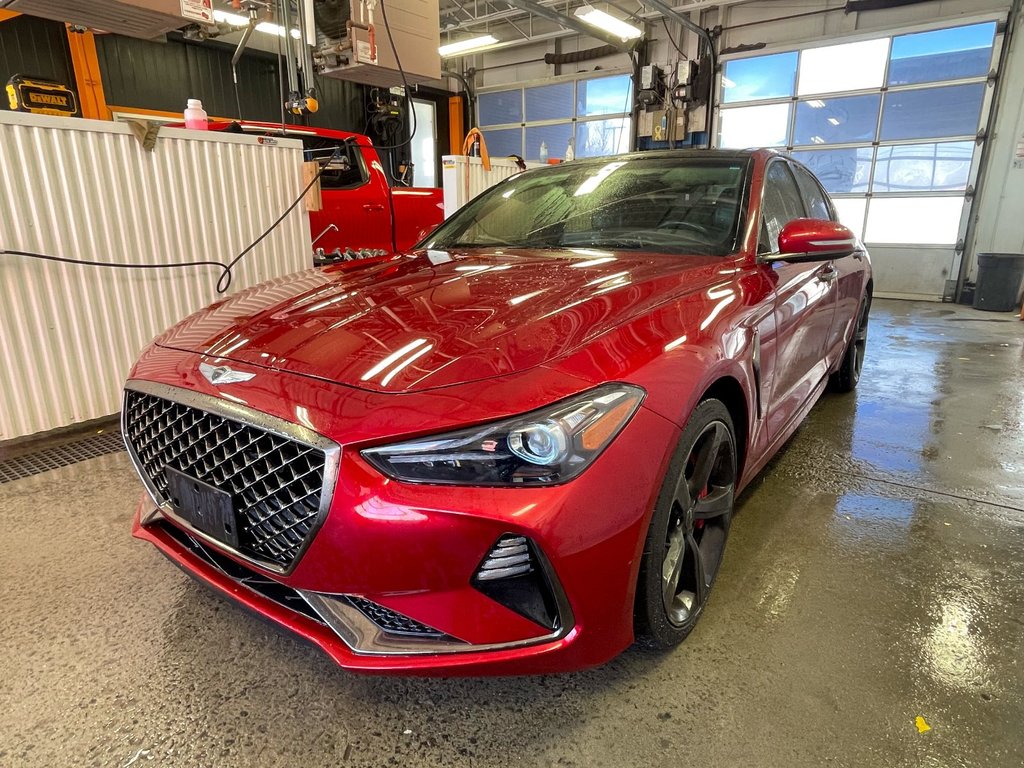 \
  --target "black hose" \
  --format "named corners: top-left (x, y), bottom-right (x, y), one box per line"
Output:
top-left (543, 45), bottom-right (619, 65)
top-left (2, 148), bottom-right (340, 295)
